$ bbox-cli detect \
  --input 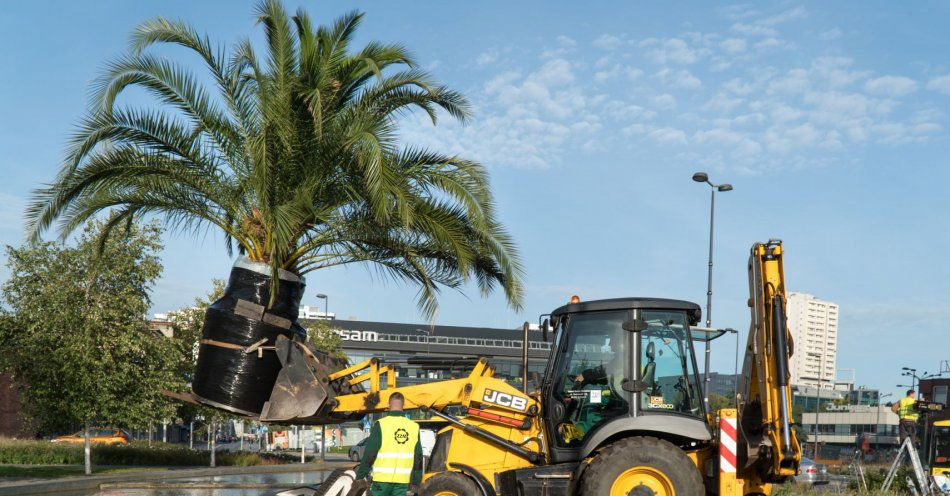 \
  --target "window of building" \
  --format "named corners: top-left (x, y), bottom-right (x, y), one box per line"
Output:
top-left (934, 385), bottom-right (948, 406)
